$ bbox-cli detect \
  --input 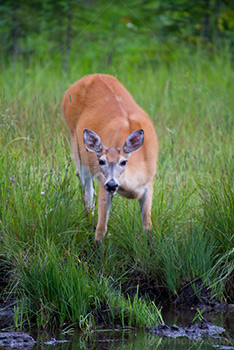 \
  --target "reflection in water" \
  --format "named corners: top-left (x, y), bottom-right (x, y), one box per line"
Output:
top-left (33, 308), bottom-right (234, 350)
top-left (34, 331), bottom-right (234, 350)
